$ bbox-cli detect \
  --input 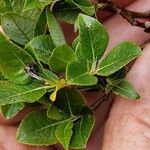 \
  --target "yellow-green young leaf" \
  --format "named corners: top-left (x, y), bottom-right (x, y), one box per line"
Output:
top-left (97, 42), bottom-right (141, 76)
top-left (49, 45), bottom-right (75, 72)
top-left (46, 10), bottom-right (66, 46)
top-left (47, 104), bottom-right (68, 120)
top-left (1, 12), bottom-right (36, 45)
top-left (1, 102), bottom-right (24, 119)
top-left (0, 81), bottom-right (47, 105)
top-left (27, 35), bottom-right (55, 65)
top-left (24, 0), bottom-right (53, 11)
top-left (70, 114), bottom-right (95, 149)
top-left (0, 34), bottom-right (35, 85)
top-left (66, 61), bottom-right (98, 86)
top-left (112, 79), bottom-right (140, 100)
top-left (78, 14), bottom-right (109, 63)
top-left (72, 0), bottom-right (95, 16)
top-left (54, 88), bottom-right (85, 116)
top-left (55, 121), bottom-right (73, 150)
top-left (17, 111), bottom-right (71, 146)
